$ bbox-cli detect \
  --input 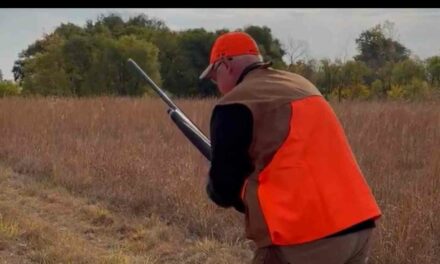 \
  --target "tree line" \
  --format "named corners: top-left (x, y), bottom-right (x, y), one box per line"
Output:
top-left (1, 14), bottom-right (439, 100)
